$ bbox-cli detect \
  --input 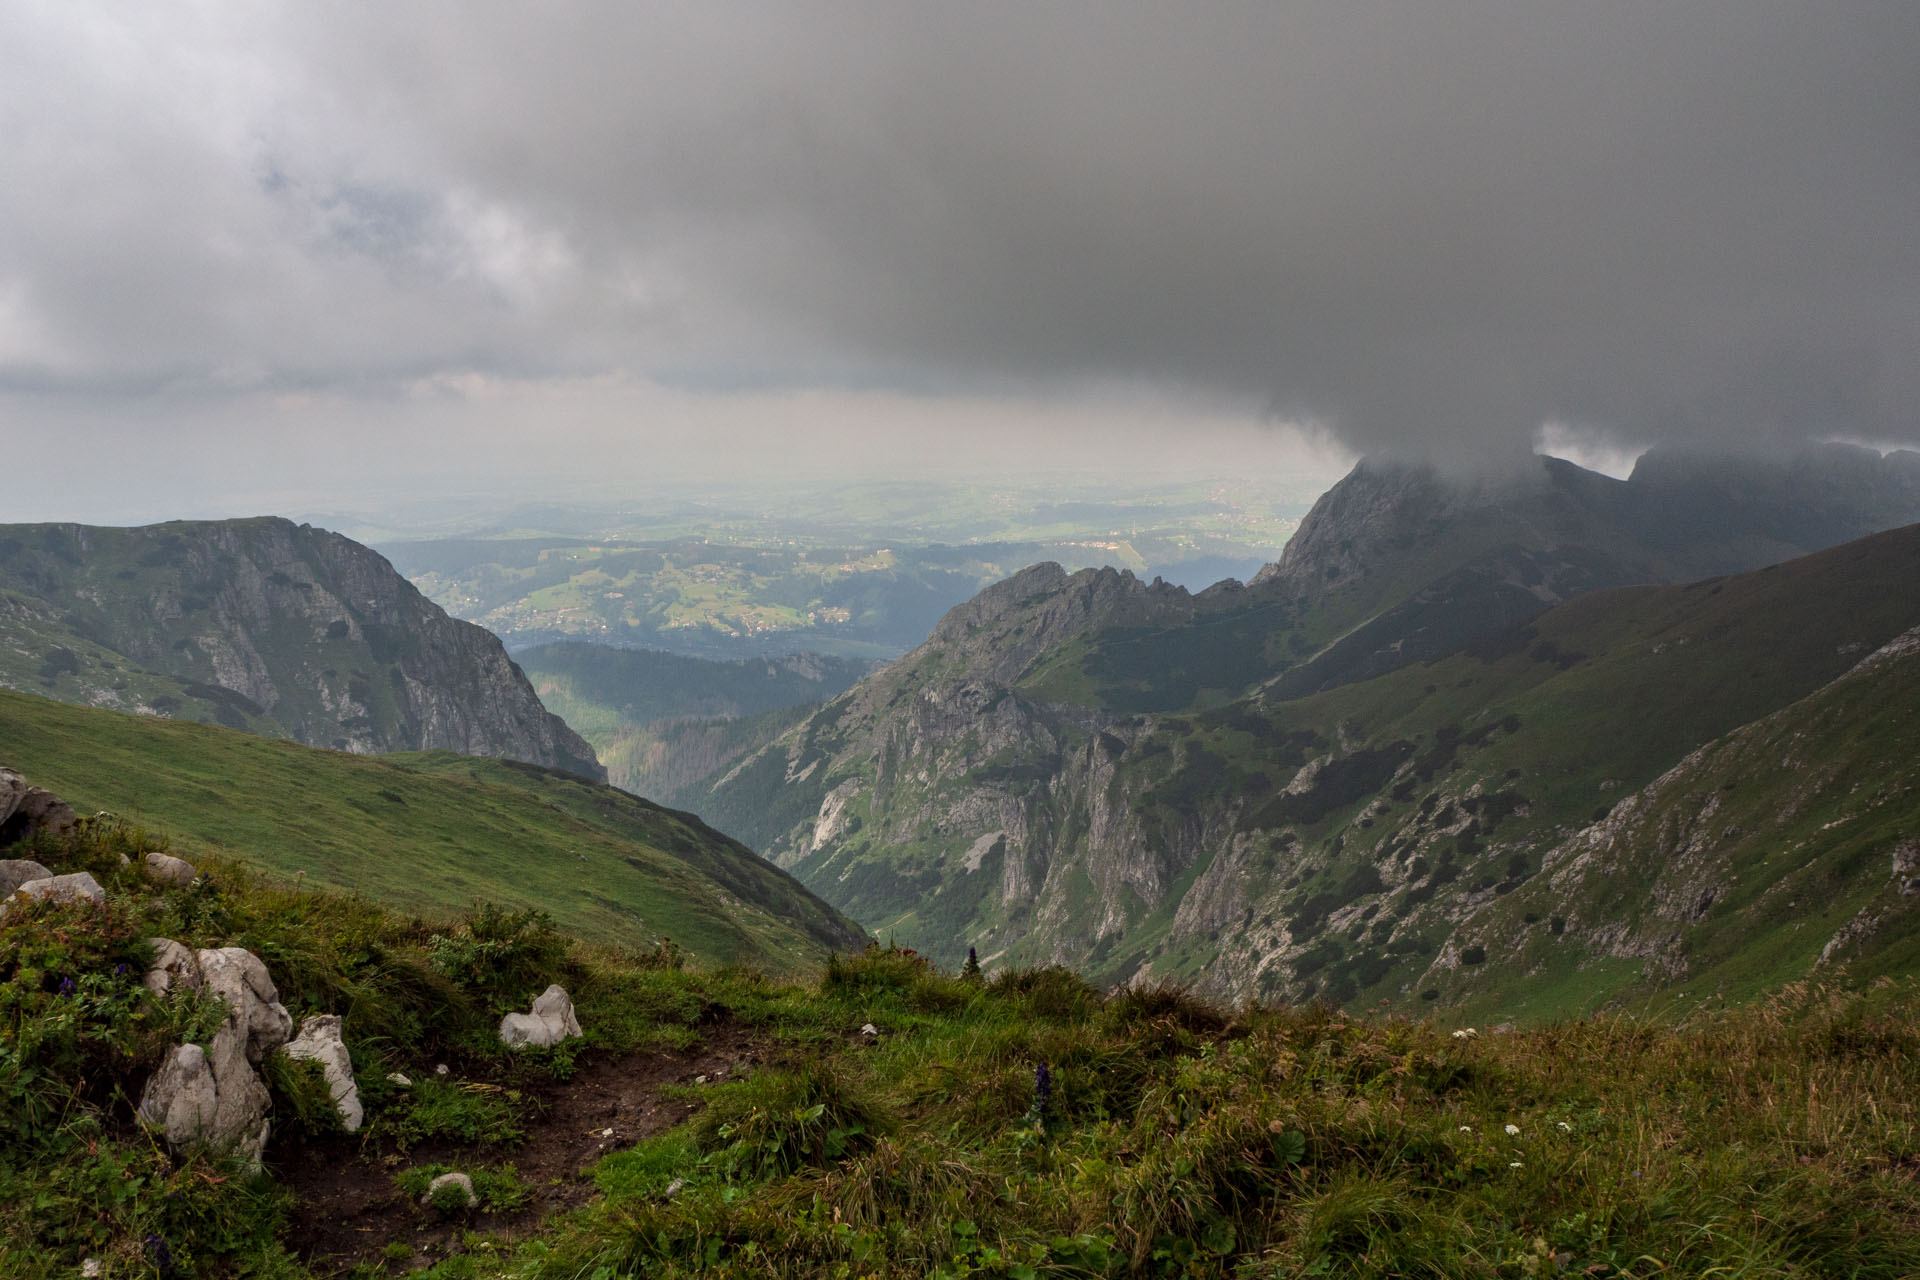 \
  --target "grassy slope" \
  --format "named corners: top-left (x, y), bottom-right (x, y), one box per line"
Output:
top-left (1270, 522), bottom-right (1920, 835)
top-left (10, 829), bottom-right (1920, 1280)
top-left (1447, 627), bottom-right (1920, 1024)
top-left (0, 688), bottom-right (866, 971)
